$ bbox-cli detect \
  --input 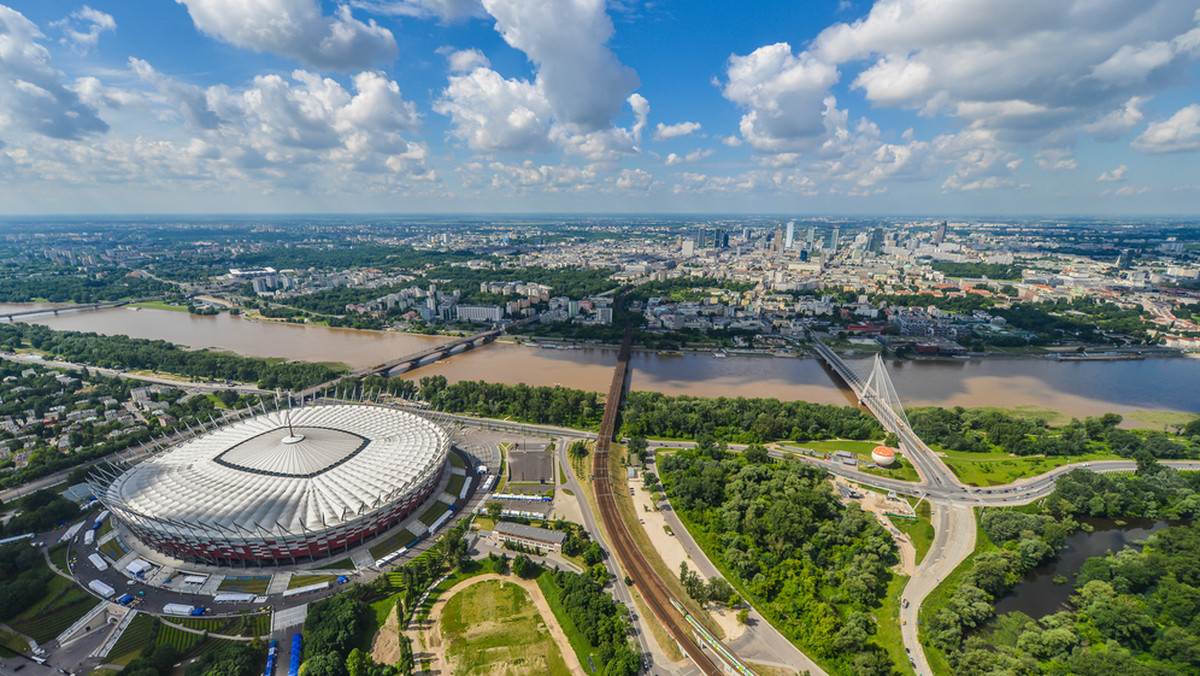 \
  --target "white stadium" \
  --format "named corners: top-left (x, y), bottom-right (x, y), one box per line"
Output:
top-left (88, 404), bottom-right (450, 565)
